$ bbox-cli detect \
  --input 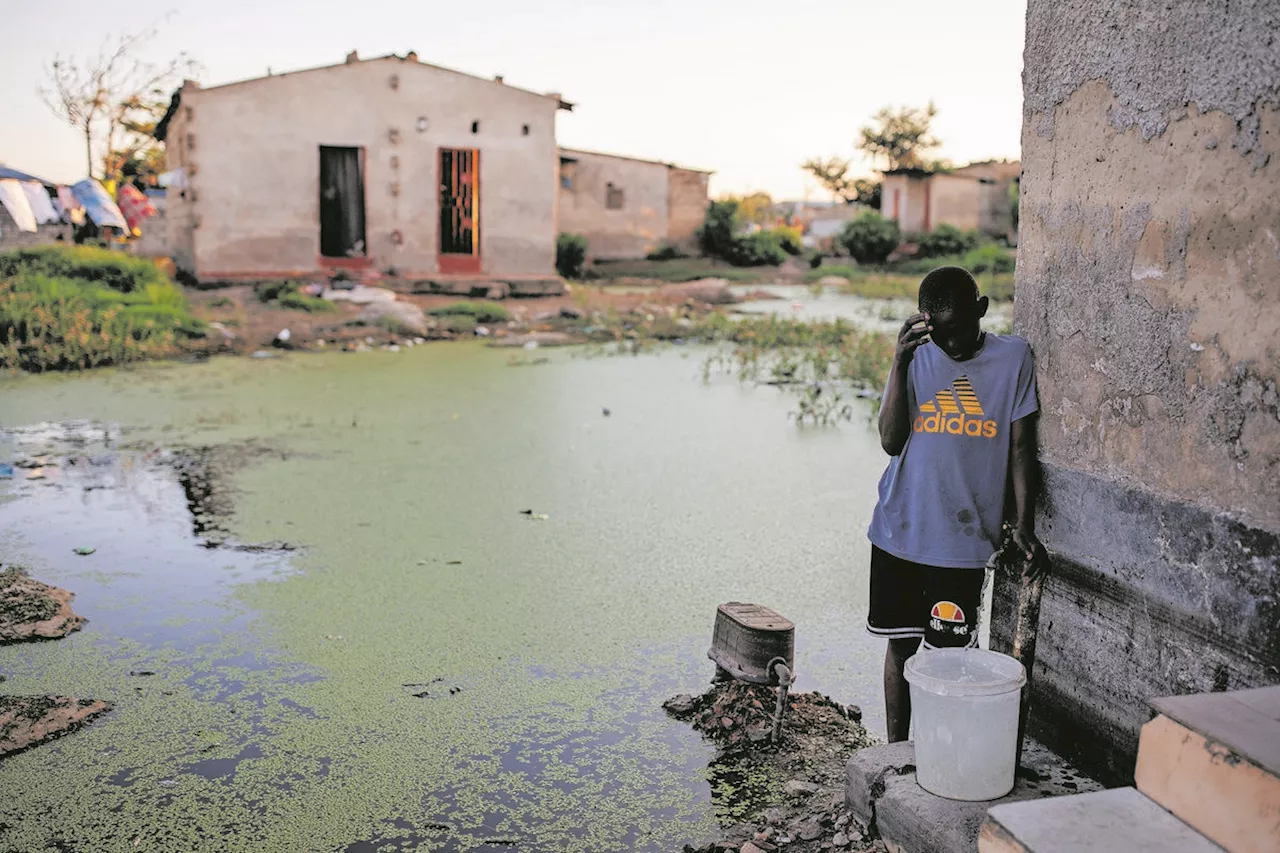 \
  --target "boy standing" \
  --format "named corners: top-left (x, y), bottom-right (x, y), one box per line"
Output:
top-left (866, 266), bottom-right (1043, 742)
